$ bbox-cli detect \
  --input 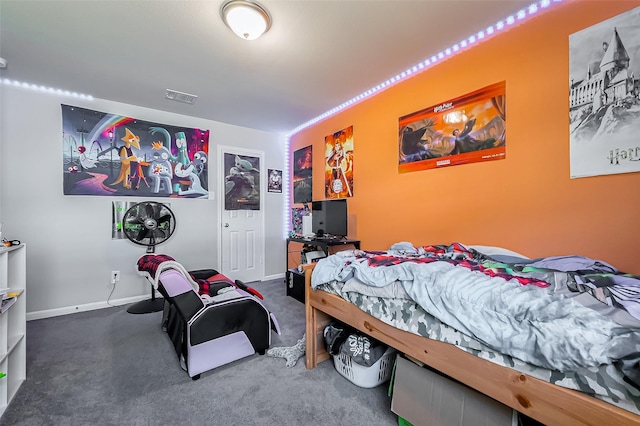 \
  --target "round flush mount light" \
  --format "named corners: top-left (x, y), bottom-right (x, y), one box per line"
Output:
top-left (221, 0), bottom-right (272, 41)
